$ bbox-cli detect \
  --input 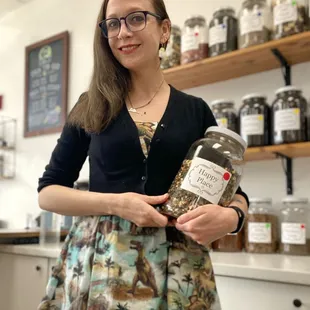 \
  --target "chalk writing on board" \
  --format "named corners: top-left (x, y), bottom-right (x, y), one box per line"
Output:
top-left (25, 31), bottom-right (69, 137)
